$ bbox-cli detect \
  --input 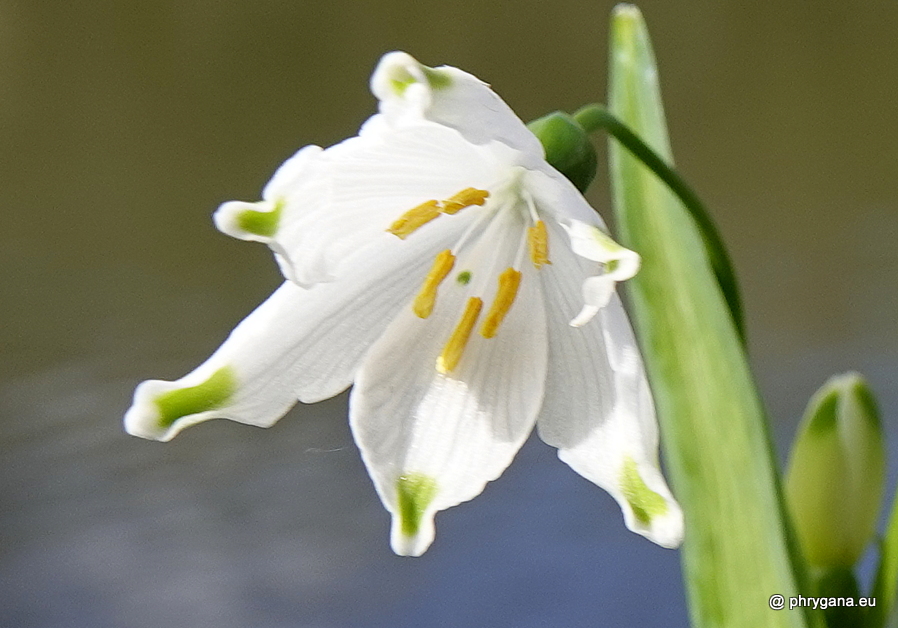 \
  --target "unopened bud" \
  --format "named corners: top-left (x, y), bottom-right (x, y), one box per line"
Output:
top-left (527, 112), bottom-right (597, 193)
top-left (785, 373), bottom-right (885, 568)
